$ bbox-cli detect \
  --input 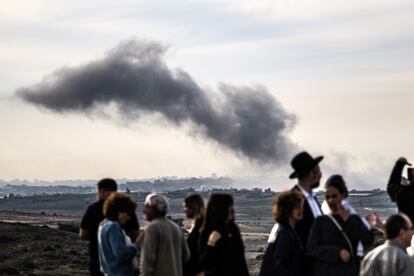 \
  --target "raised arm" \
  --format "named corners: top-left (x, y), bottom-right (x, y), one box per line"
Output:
top-left (387, 158), bottom-right (407, 202)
